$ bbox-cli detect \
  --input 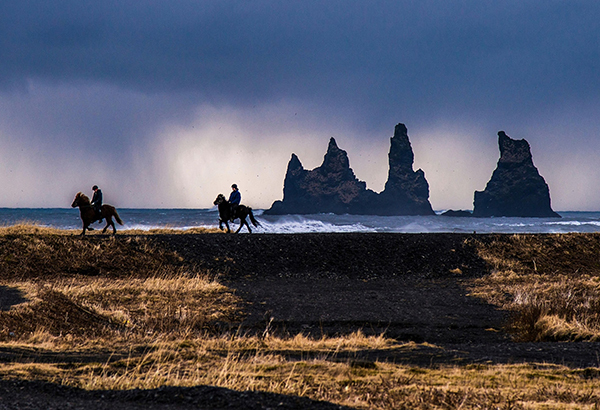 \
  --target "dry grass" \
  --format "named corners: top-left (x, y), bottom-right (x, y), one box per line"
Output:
top-left (1, 339), bottom-right (600, 409)
top-left (470, 233), bottom-right (600, 342)
top-left (2, 228), bottom-right (600, 409)
top-left (0, 223), bottom-right (77, 236)
top-left (0, 223), bottom-right (221, 236)
top-left (0, 273), bottom-right (241, 343)
top-left (0, 226), bottom-right (241, 342)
